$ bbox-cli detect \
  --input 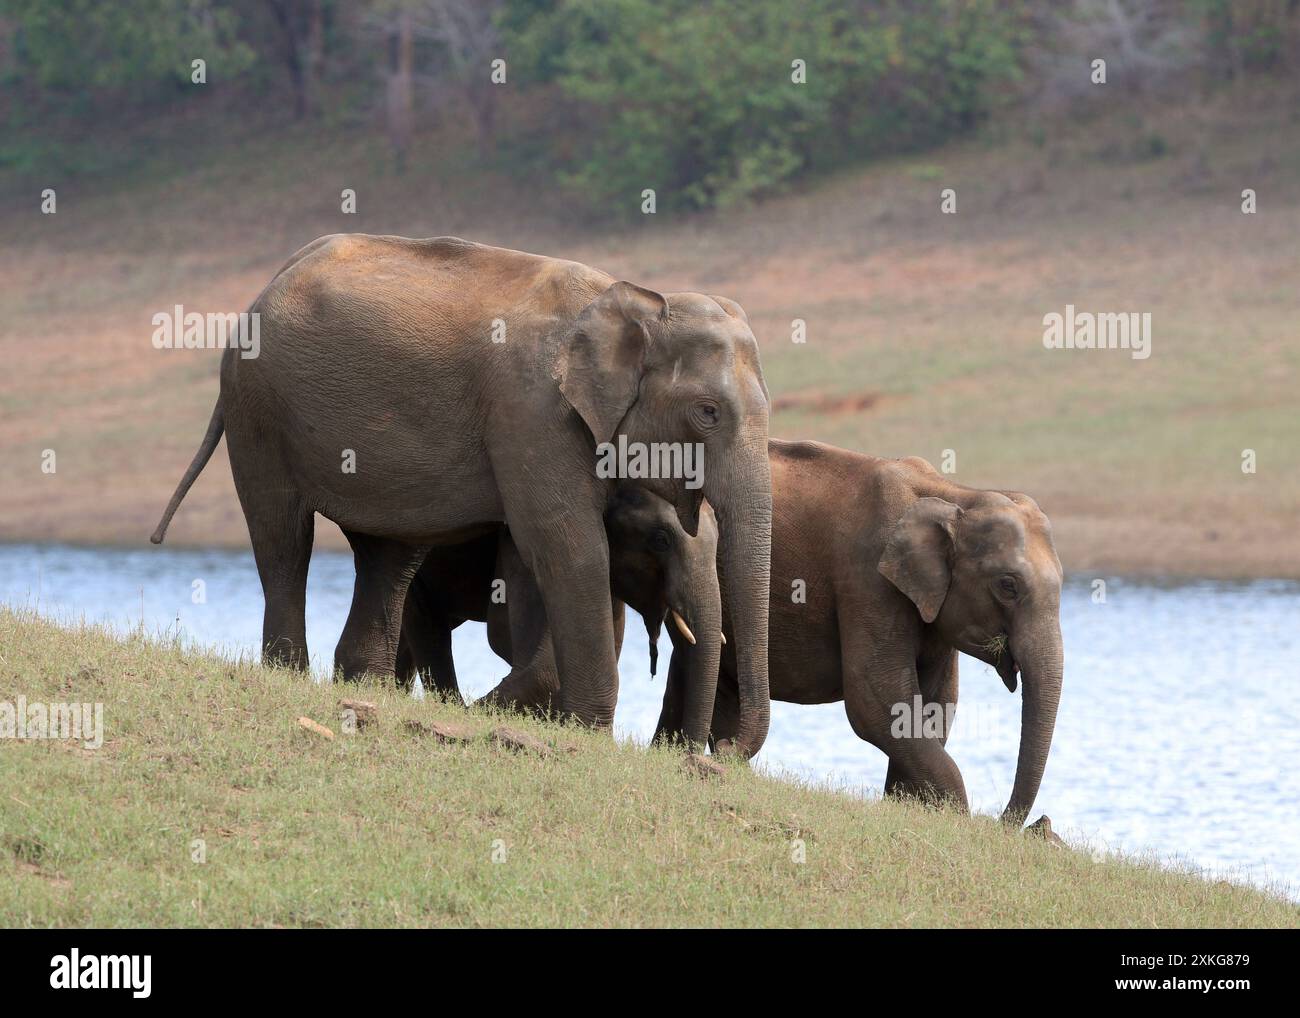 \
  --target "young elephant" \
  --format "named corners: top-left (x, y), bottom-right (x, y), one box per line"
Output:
top-left (398, 485), bottom-right (723, 749)
top-left (656, 440), bottom-right (1064, 826)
